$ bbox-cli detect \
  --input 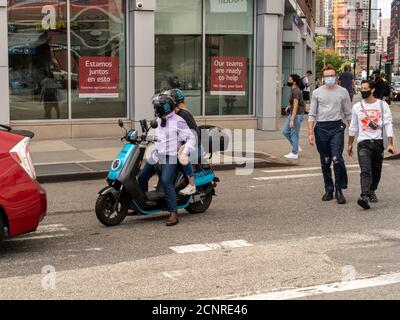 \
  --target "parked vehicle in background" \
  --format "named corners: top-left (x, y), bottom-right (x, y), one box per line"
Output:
top-left (391, 76), bottom-right (400, 101)
top-left (0, 125), bottom-right (47, 242)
